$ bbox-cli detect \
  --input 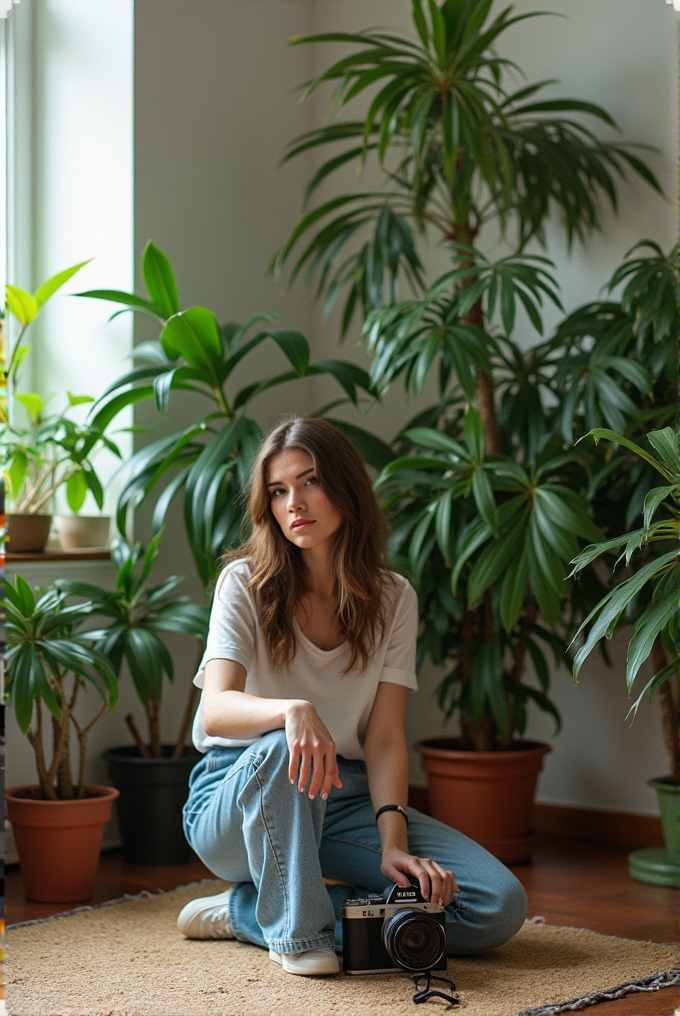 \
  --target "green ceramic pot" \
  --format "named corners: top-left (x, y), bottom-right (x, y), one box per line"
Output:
top-left (648, 776), bottom-right (680, 862)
